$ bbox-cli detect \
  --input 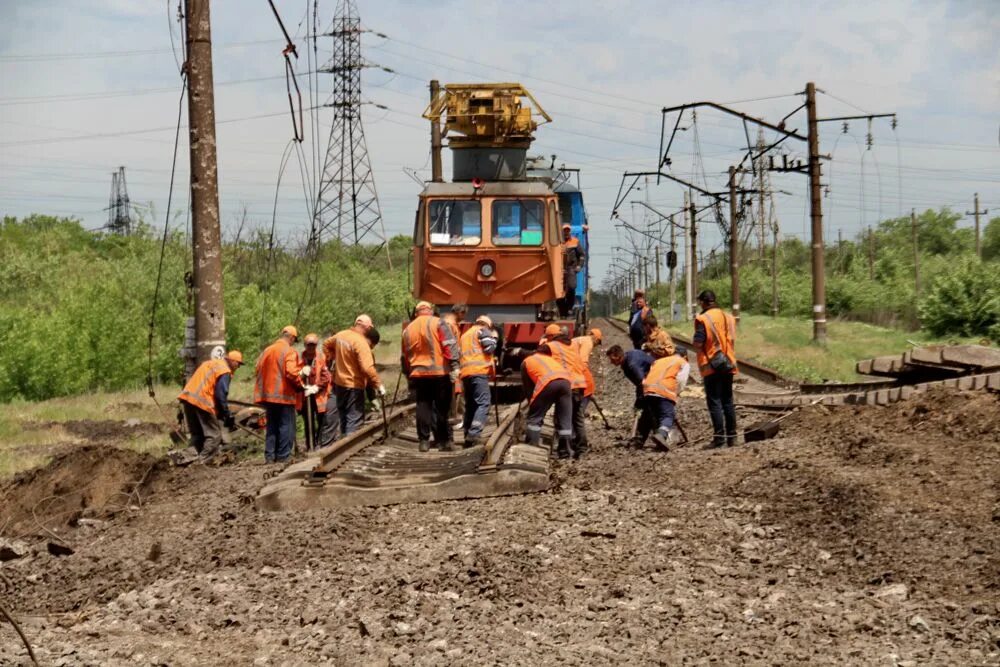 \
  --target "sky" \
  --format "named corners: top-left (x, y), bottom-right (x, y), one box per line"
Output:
top-left (1, 0), bottom-right (997, 289)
